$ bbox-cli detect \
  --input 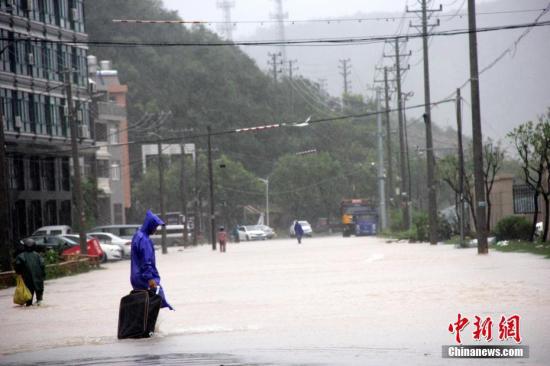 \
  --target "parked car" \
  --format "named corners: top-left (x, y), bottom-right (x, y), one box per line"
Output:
top-left (88, 232), bottom-right (132, 257)
top-left (32, 225), bottom-right (72, 236)
top-left (237, 225), bottom-right (267, 241)
top-left (62, 234), bottom-right (121, 262)
top-left (20, 235), bottom-right (78, 254)
top-left (59, 235), bottom-right (105, 261)
top-left (89, 225), bottom-right (140, 240)
top-left (289, 220), bottom-right (313, 237)
top-left (255, 225), bottom-right (276, 239)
